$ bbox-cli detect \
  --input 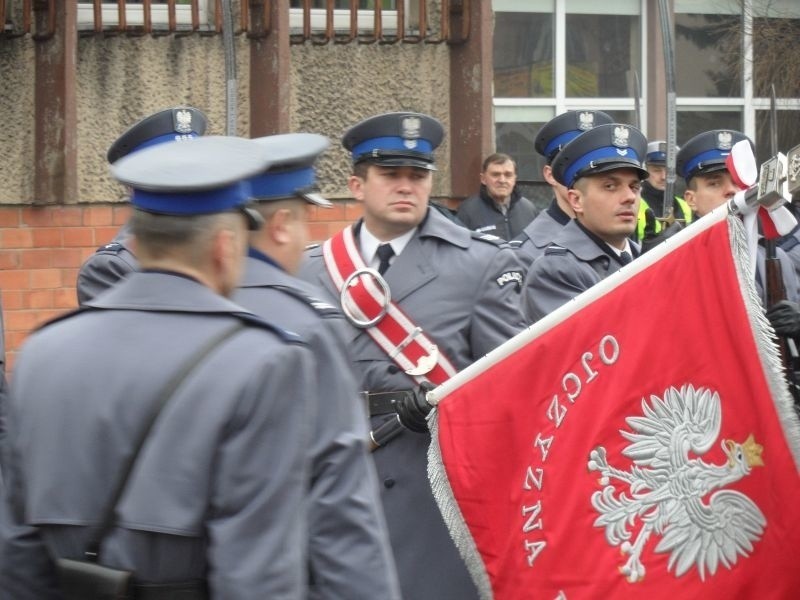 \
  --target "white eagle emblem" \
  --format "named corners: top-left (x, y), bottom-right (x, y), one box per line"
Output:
top-left (717, 130), bottom-right (733, 150)
top-left (578, 111), bottom-right (595, 131)
top-left (588, 385), bottom-right (766, 583)
top-left (402, 116), bottom-right (421, 149)
top-left (175, 109), bottom-right (193, 134)
top-left (612, 126), bottom-right (630, 148)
